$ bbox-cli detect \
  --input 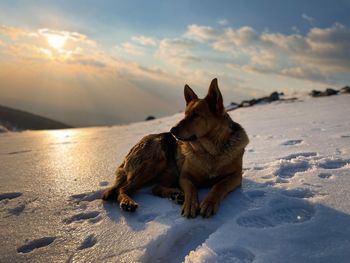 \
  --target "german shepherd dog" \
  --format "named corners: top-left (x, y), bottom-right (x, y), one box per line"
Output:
top-left (102, 79), bottom-right (249, 218)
